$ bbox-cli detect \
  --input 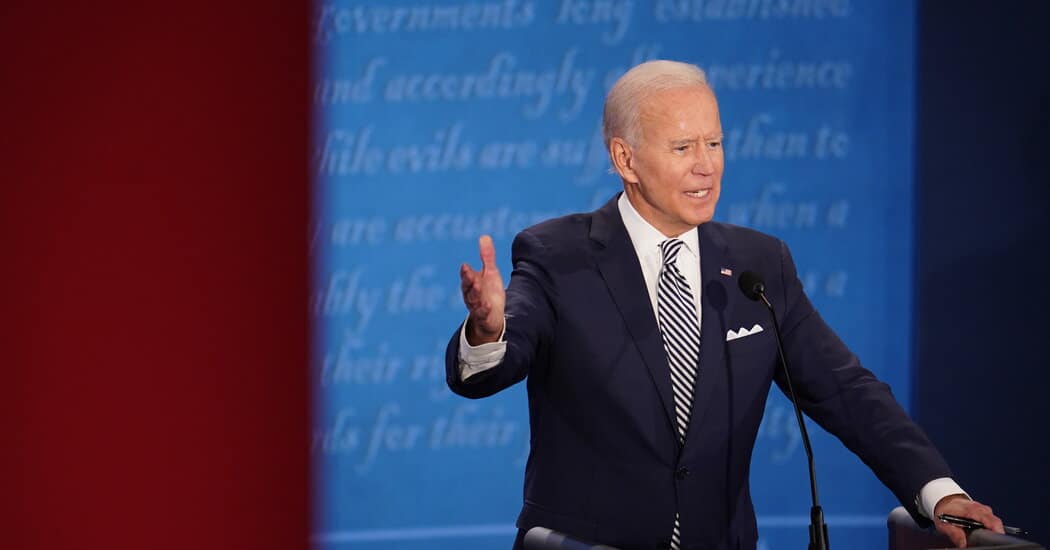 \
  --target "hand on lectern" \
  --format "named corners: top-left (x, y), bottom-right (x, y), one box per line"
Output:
top-left (934, 494), bottom-right (1005, 547)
